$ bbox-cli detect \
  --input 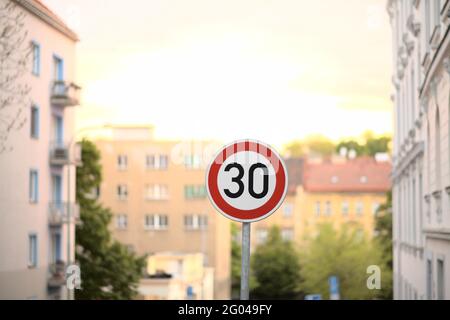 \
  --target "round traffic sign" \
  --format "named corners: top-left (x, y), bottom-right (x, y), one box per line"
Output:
top-left (206, 140), bottom-right (288, 223)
